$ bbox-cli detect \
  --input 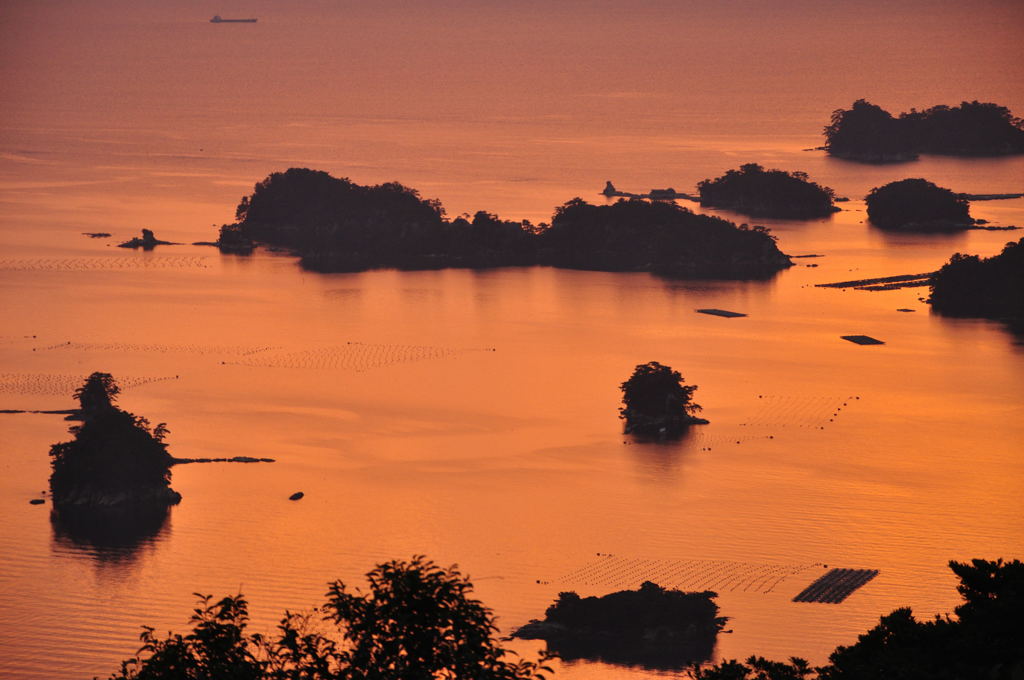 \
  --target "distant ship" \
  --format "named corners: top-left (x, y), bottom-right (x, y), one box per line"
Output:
top-left (210, 15), bottom-right (257, 23)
